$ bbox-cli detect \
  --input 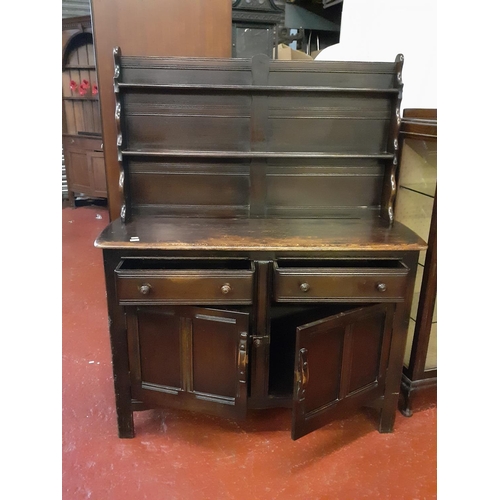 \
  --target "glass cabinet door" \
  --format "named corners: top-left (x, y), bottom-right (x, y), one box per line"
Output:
top-left (396, 135), bottom-right (437, 372)
top-left (395, 109), bottom-right (437, 416)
